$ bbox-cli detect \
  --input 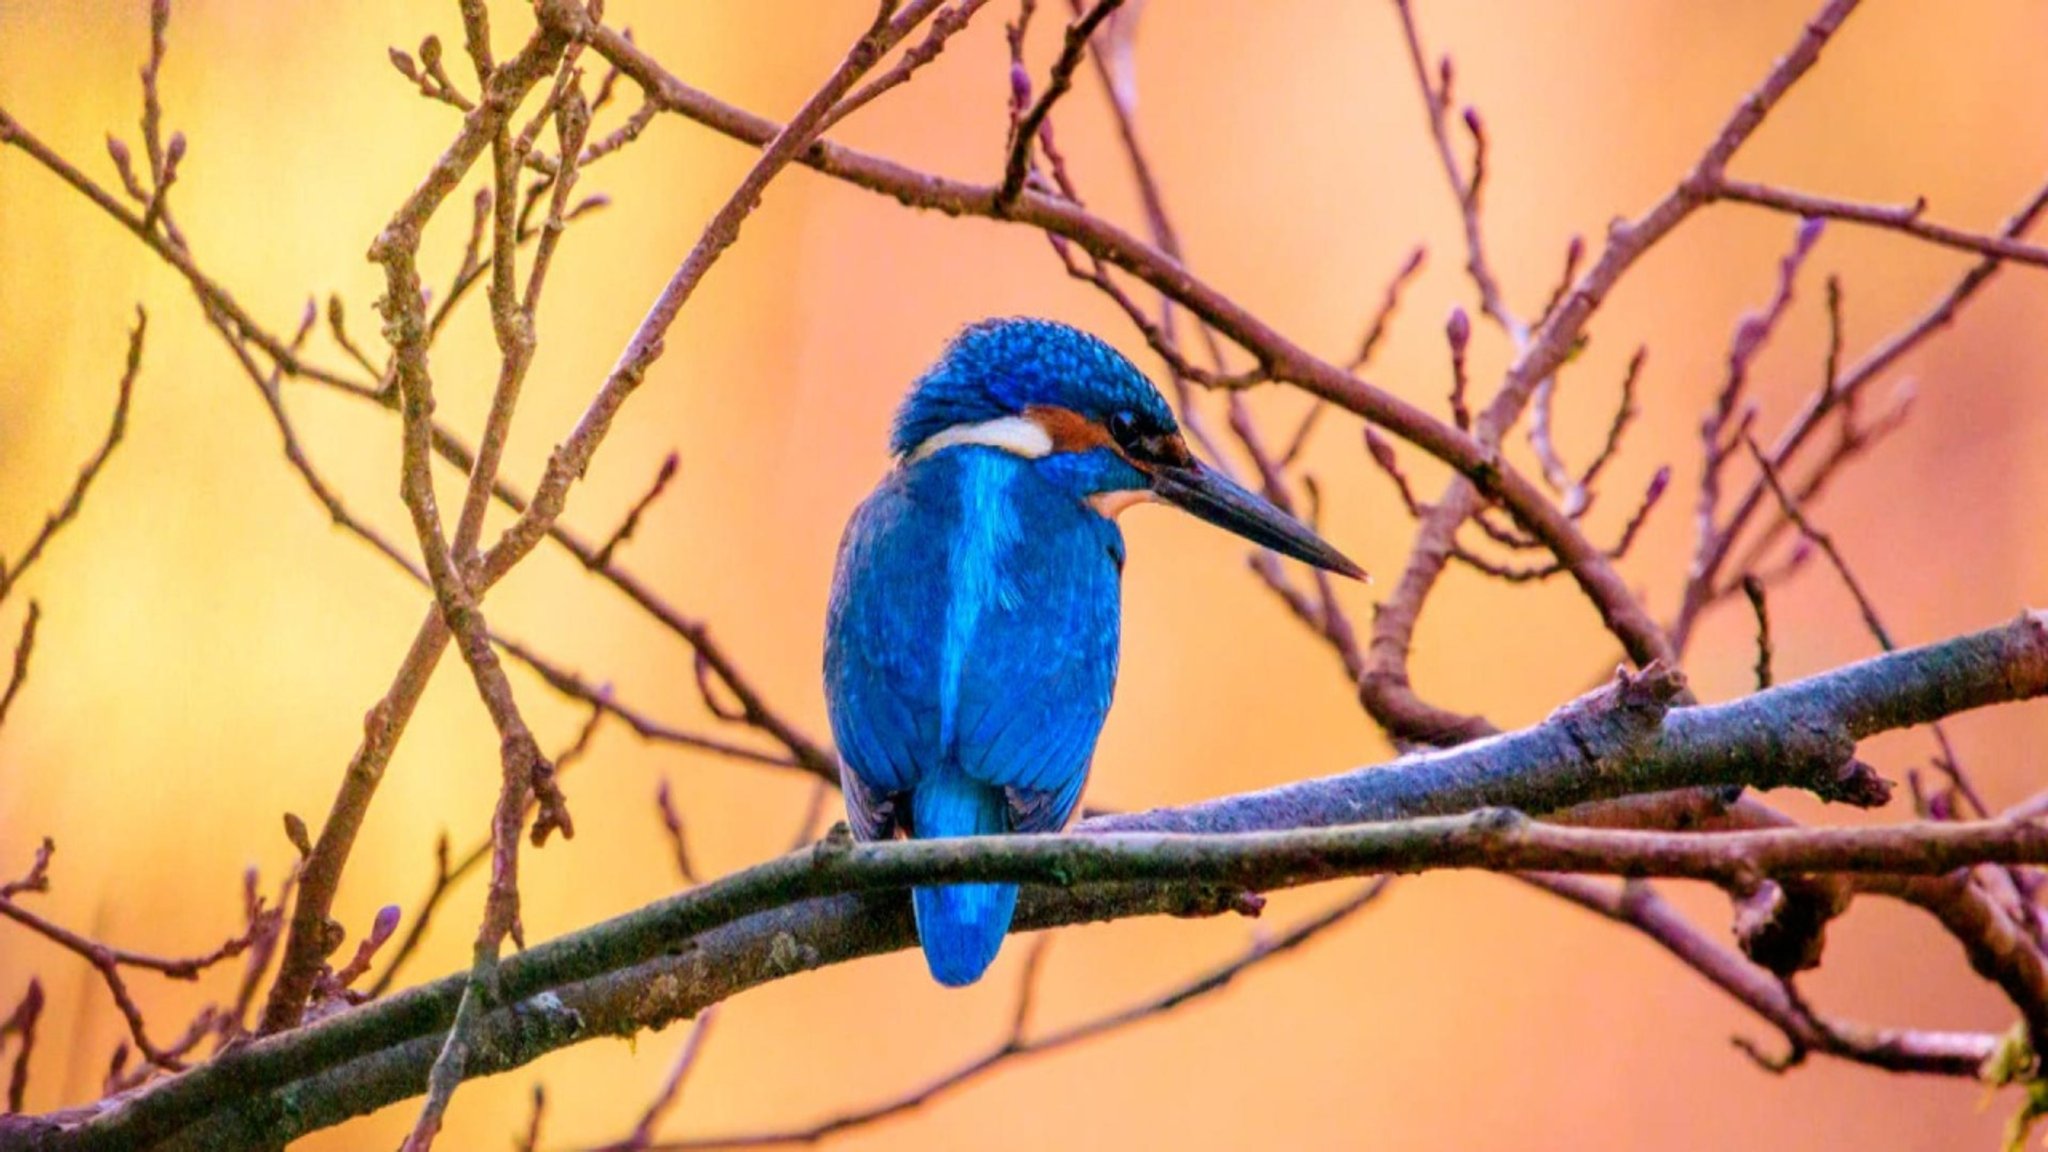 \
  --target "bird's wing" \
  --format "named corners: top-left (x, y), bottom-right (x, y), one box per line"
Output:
top-left (827, 452), bottom-right (1122, 839)
top-left (951, 469), bottom-right (1122, 834)
top-left (824, 469), bottom-right (949, 838)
